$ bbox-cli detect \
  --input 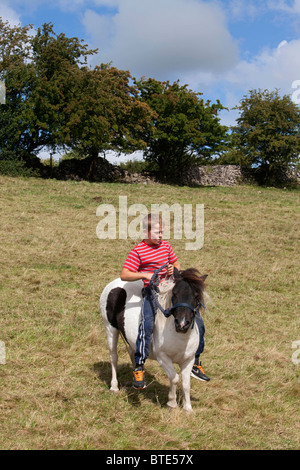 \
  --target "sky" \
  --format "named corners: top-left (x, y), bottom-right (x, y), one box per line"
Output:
top-left (1, 0), bottom-right (300, 161)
